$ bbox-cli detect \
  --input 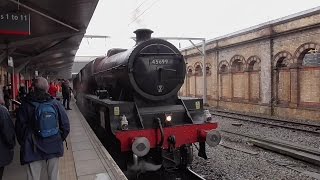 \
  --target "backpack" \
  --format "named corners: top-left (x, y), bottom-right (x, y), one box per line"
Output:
top-left (31, 100), bottom-right (59, 138)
